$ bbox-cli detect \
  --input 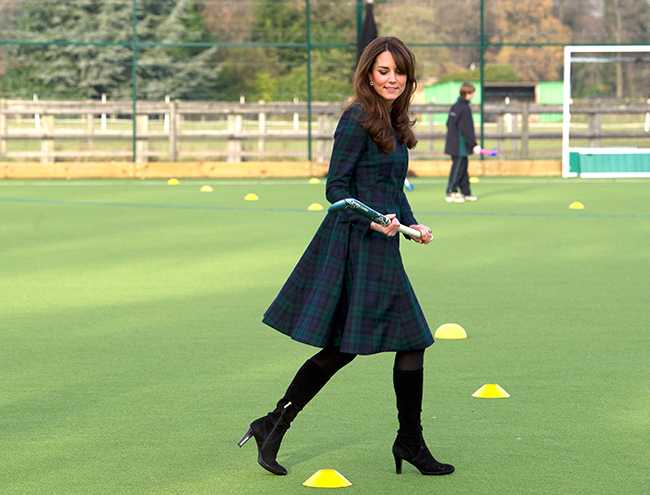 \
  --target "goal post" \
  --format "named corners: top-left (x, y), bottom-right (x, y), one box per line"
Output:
top-left (562, 45), bottom-right (650, 178)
